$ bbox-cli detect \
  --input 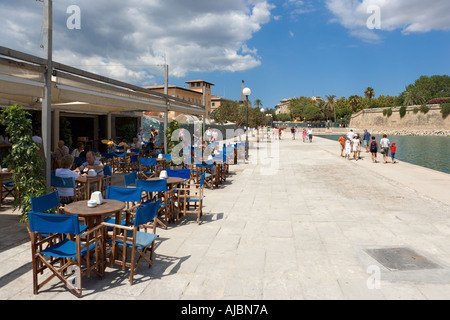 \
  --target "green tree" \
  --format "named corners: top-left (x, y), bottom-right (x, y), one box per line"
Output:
top-left (348, 95), bottom-right (362, 112)
top-left (1, 105), bottom-right (48, 222)
top-left (404, 75), bottom-right (450, 101)
top-left (165, 120), bottom-right (180, 154)
top-left (303, 105), bottom-right (323, 121)
top-left (276, 113), bottom-right (292, 122)
top-left (325, 94), bottom-right (336, 122)
top-left (315, 101), bottom-right (327, 121)
top-left (364, 87), bottom-right (375, 101)
top-left (403, 88), bottom-right (426, 106)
